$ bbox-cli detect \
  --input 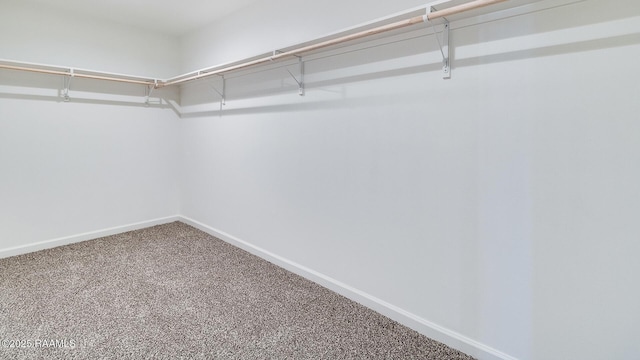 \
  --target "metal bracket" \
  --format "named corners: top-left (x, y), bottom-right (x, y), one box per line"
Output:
top-left (62, 69), bottom-right (74, 102)
top-left (427, 7), bottom-right (451, 79)
top-left (273, 51), bottom-right (305, 96)
top-left (208, 75), bottom-right (226, 111)
top-left (145, 80), bottom-right (157, 107)
top-left (441, 21), bottom-right (450, 79)
top-left (284, 56), bottom-right (305, 96)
